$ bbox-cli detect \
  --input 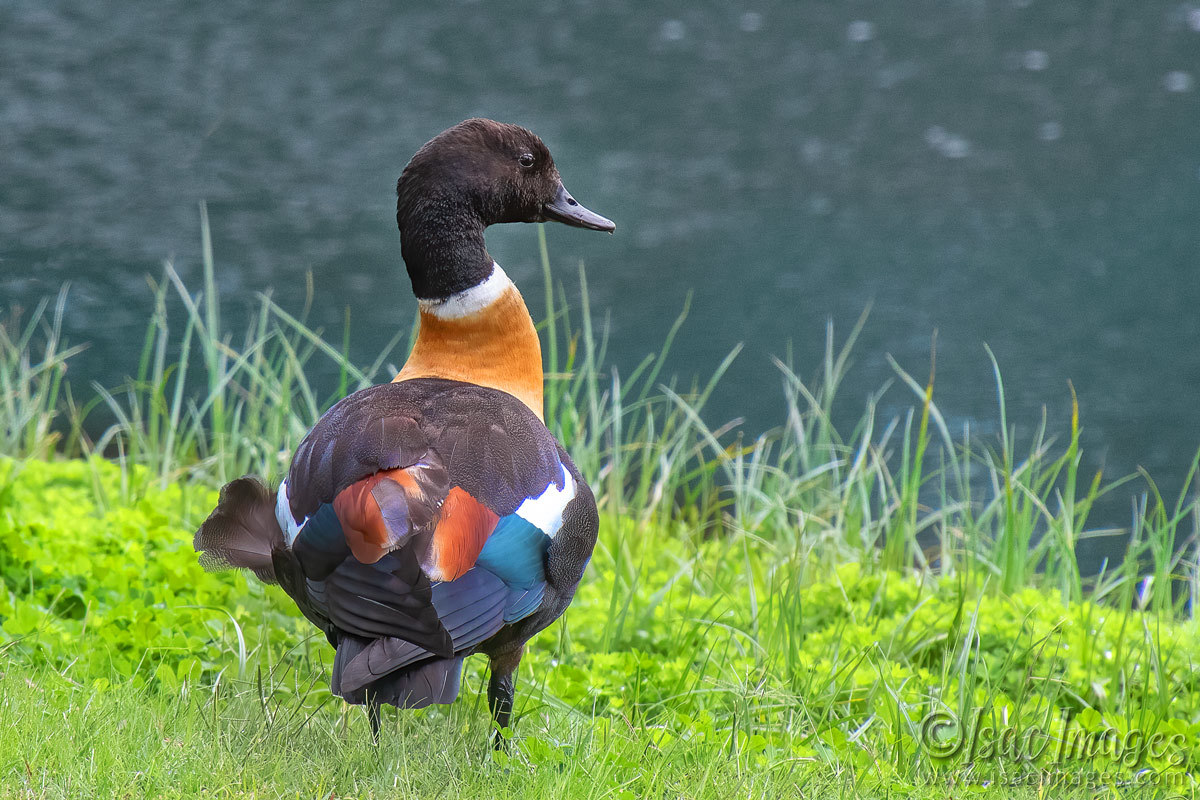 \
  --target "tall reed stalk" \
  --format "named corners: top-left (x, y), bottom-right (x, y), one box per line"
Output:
top-left (2, 221), bottom-right (1197, 616)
